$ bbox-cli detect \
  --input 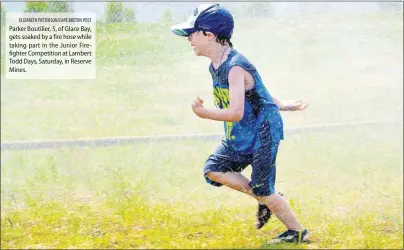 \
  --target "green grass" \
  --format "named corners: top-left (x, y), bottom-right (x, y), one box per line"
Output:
top-left (1, 12), bottom-right (403, 140)
top-left (1, 124), bottom-right (402, 249)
